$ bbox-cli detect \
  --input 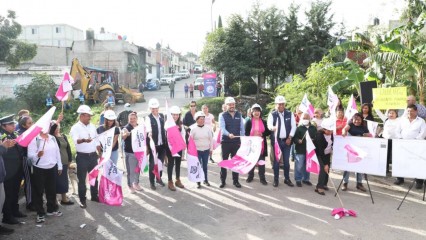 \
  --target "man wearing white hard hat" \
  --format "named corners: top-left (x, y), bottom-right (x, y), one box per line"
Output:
top-left (219, 97), bottom-right (245, 188)
top-left (267, 96), bottom-right (296, 187)
top-left (69, 105), bottom-right (100, 208)
top-left (145, 98), bottom-right (167, 190)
